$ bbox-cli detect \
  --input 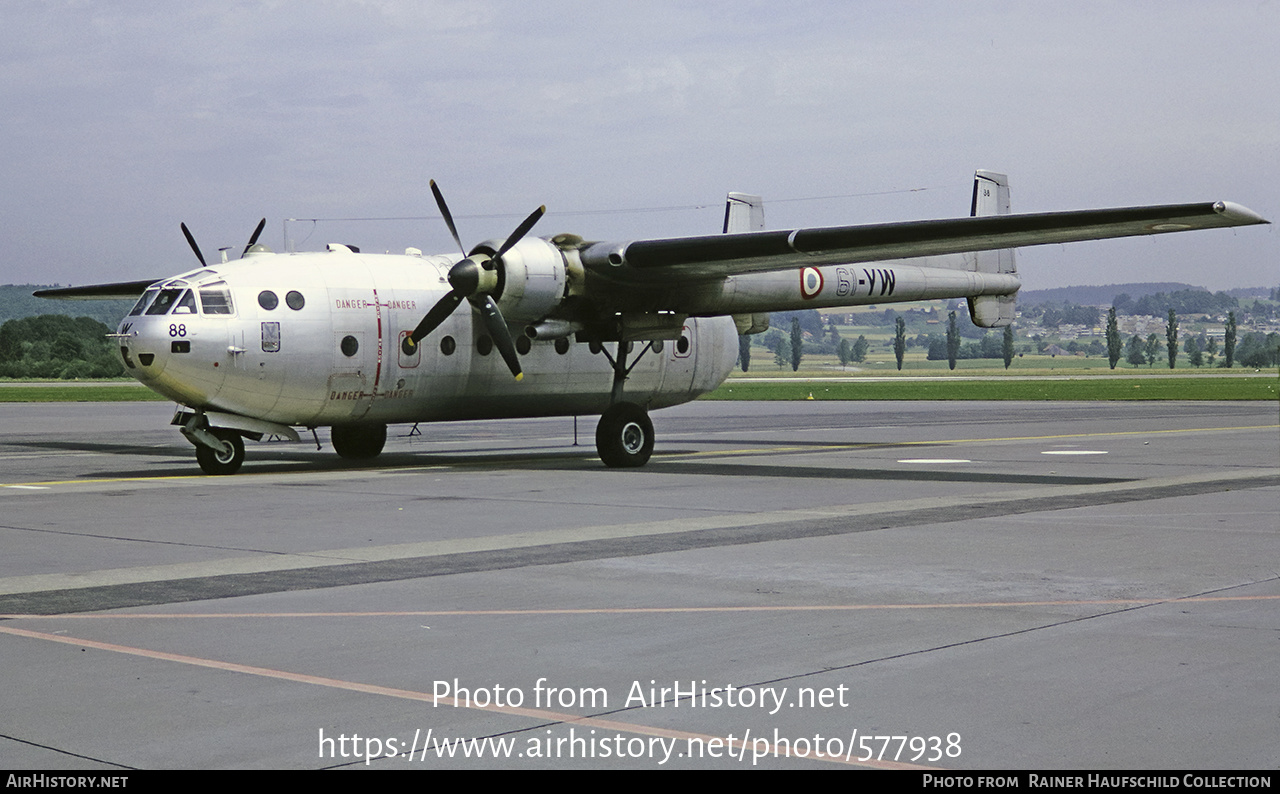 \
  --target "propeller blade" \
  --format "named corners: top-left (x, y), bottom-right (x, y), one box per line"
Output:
top-left (242, 217), bottom-right (267, 256)
top-left (409, 289), bottom-right (466, 345)
top-left (180, 223), bottom-right (207, 268)
top-left (430, 180), bottom-right (467, 258)
top-left (494, 205), bottom-right (546, 260)
top-left (476, 295), bottom-right (523, 380)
